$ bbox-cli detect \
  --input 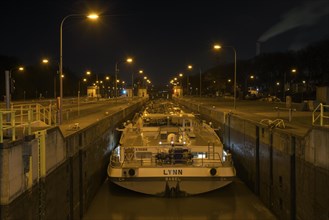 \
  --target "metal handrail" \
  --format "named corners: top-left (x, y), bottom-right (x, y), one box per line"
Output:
top-left (312, 103), bottom-right (329, 126)
top-left (10, 103), bottom-right (57, 126)
top-left (0, 103), bottom-right (57, 143)
top-left (0, 111), bottom-right (16, 143)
